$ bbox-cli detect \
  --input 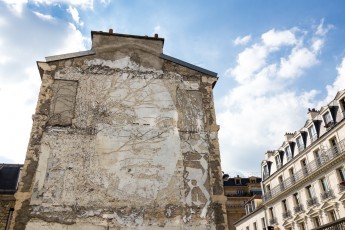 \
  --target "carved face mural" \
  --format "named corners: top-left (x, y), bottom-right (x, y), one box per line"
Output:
top-left (95, 75), bottom-right (181, 202)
